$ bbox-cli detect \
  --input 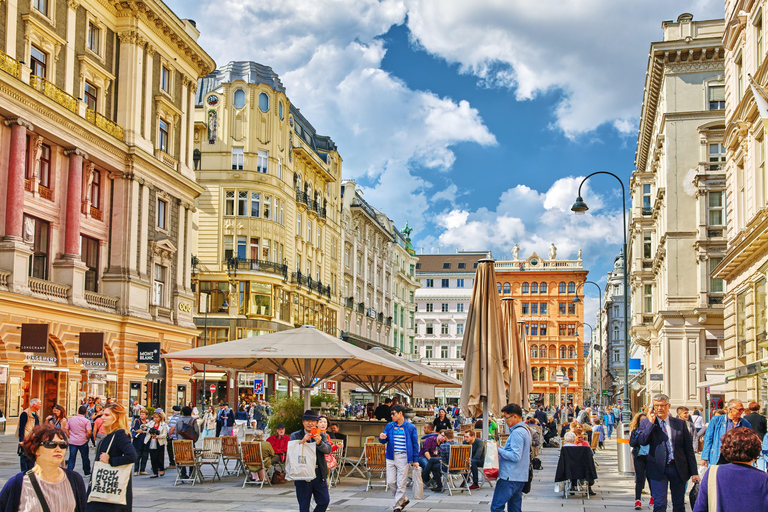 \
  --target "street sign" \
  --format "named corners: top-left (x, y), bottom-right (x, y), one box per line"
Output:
top-left (209, 384), bottom-right (216, 393)
top-left (254, 379), bottom-right (264, 394)
top-left (602, 390), bottom-right (609, 395)
top-left (650, 374), bottom-right (663, 381)
top-left (183, 366), bottom-right (191, 371)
